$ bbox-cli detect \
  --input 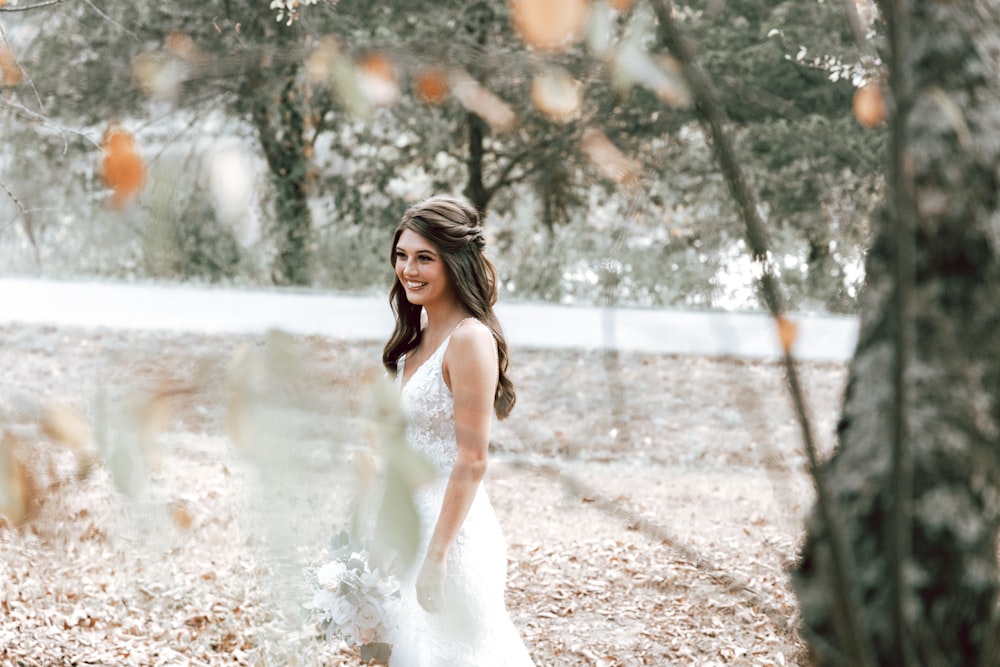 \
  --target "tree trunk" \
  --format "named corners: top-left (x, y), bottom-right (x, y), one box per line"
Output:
top-left (463, 111), bottom-right (490, 213)
top-left (236, 7), bottom-right (313, 287)
top-left (792, 3), bottom-right (1000, 666)
top-left (251, 68), bottom-right (313, 286)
